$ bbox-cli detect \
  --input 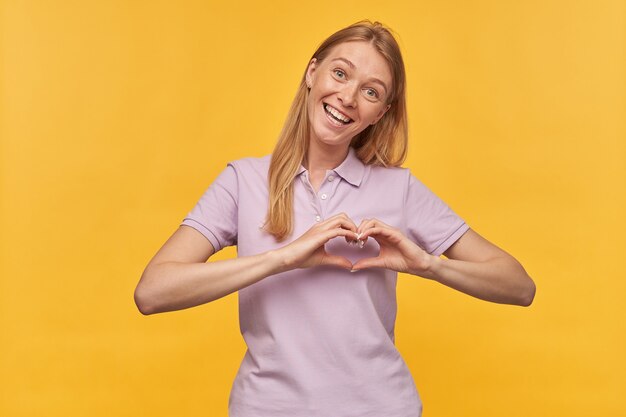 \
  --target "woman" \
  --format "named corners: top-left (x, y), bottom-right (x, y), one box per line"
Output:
top-left (135, 20), bottom-right (536, 417)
